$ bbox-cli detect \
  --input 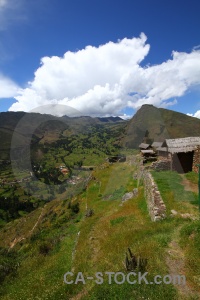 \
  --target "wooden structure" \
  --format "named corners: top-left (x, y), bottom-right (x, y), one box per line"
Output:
top-left (156, 146), bottom-right (169, 158)
top-left (139, 143), bottom-right (151, 150)
top-left (141, 149), bottom-right (154, 157)
top-left (151, 142), bottom-right (163, 149)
